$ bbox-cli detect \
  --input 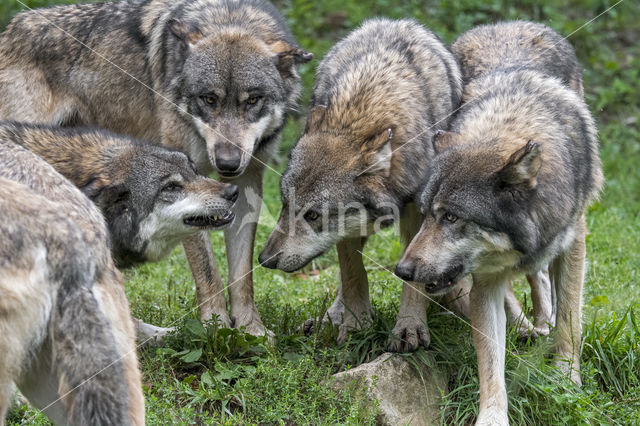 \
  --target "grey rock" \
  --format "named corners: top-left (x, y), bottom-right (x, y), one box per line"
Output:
top-left (333, 352), bottom-right (447, 425)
